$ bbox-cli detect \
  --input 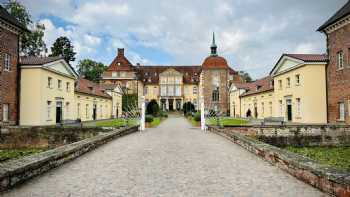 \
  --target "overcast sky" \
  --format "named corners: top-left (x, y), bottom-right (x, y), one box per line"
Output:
top-left (10, 0), bottom-right (348, 79)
